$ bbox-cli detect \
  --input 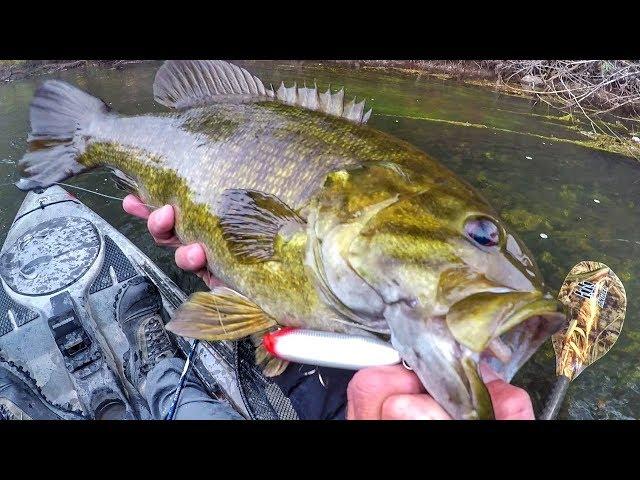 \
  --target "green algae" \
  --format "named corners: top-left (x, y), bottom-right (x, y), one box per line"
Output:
top-left (501, 209), bottom-right (553, 231)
